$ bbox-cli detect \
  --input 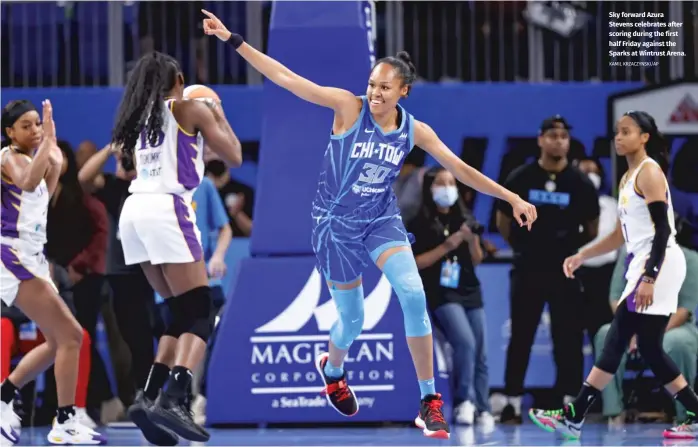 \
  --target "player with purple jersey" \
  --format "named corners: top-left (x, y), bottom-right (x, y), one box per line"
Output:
top-left (110, 52), bottom-right (241, 444)
top-left (1, 100), bottom-right (105, 445)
